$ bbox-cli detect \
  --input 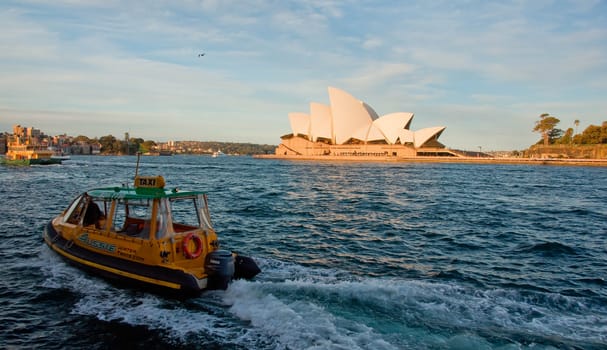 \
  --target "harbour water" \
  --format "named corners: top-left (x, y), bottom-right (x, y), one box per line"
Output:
top-left (1, 155), bottom-right (606, 349)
